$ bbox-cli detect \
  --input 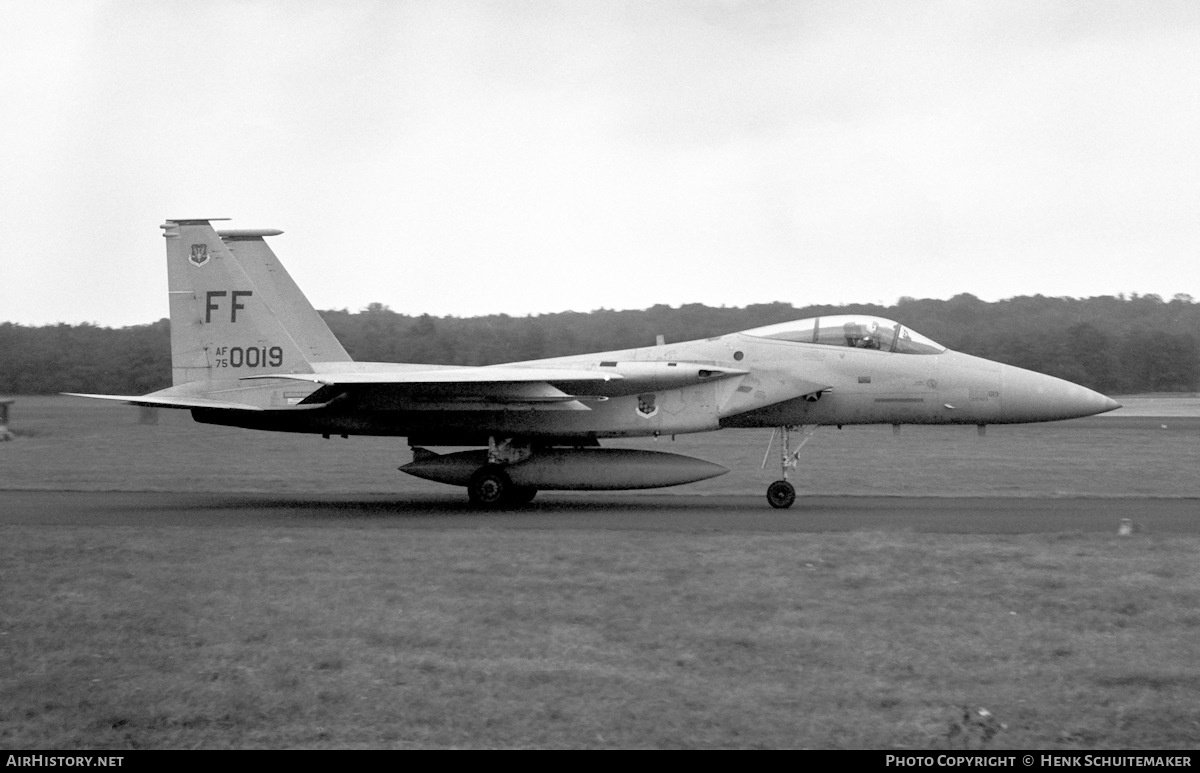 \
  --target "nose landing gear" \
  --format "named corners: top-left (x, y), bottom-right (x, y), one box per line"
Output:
top-left (762, 425), bottom-right (817, 509)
